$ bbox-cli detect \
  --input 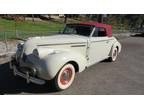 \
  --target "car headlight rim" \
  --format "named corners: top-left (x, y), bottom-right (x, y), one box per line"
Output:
top-left (33, 49), bottom-right (39, 57)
